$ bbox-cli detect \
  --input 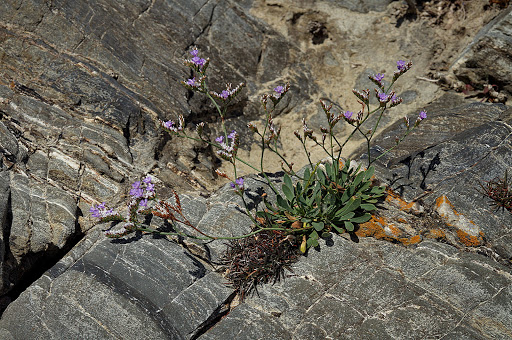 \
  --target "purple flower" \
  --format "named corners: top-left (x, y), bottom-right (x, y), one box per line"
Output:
top-left (231, 177), bottom-right (244, 190)
top-left (419, 110), bottom-right (427, 120)
top-left (164, 121), bottom-right (175, 129)
top-left (190, 49), bottom-right (199, 57)
top-left (344, 111), bottom-right (353, 119)
top-left (378, 92), bottom-right (388, 102)
top-left (130, 181), bottom-right (144, 198)
top-left (274, 85), bottom-right (284, 94)
top-left (139, 199), bottom-right (148, 207)
top-left (186, 77), bottom-right (197, 86)
top-left (397, 60), bottom-right (406, 71)
top-left (215, 136), bottom-right (224, 143)
top-left (191, 56), bottom-right (206, 67)
top-left (220, 90), bottom-right (229, 99)
top-left (143, 176), bottom-right (152, 184)
top-left (390, 94), bottom-right (397, 103)
top-left (146, 183), bottom-right (155, 192)
top-left (89, 206), bottom-right (101, 218)
top-left (374, 73), bottom-right (384, 82)
top-left (228, 130), bottom-right (236, 139)
top-left (90, 202), bottom-right (117, 219)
